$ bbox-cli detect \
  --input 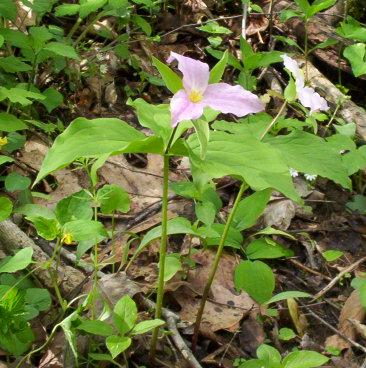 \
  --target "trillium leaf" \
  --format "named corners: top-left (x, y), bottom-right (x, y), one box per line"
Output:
top-left (0, 247), bottom-right (33, 273)
top-left (268, 130), bottom-right (351, 189)
top-left (152, 56), bottom-right (183, 93)
top-left (209, 50), bottom-right (228, 83)
top-left (34, 117), bottom-right (164, 184)
top-left (0, 113), bottom-right (27, 132)
top-left (187, 130), bottom-right (300, 202)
